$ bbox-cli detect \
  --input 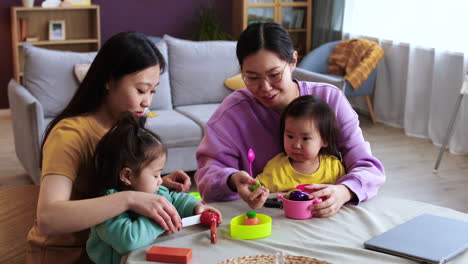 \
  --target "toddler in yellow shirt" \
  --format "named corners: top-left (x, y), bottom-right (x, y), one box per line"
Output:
top-left (258, 95), bottom-right (345, 193)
